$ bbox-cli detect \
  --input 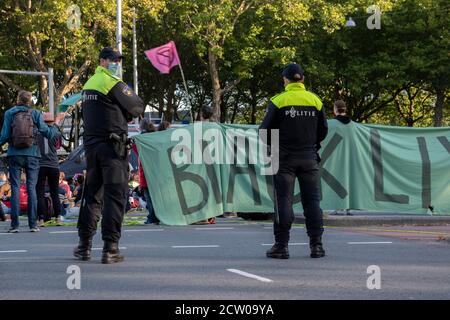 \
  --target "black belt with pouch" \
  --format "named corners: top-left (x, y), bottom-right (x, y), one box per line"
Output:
top-left (109, 133), bottom-right (129, 159)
